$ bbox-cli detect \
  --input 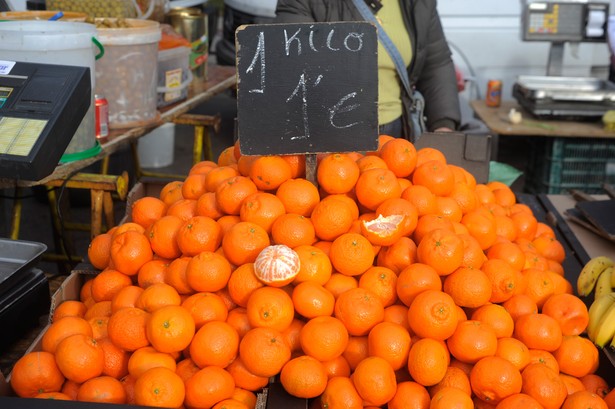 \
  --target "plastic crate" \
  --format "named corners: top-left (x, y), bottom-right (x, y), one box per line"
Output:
top-left (525, 137), bottom-right (615, 194)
